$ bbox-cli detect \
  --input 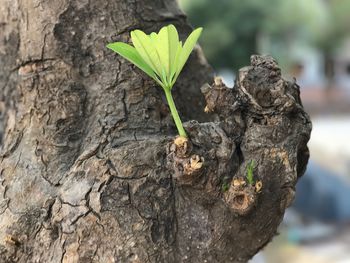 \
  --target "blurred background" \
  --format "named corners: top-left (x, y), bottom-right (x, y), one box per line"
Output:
top-left (178, 0), bottom-right (350, 262)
